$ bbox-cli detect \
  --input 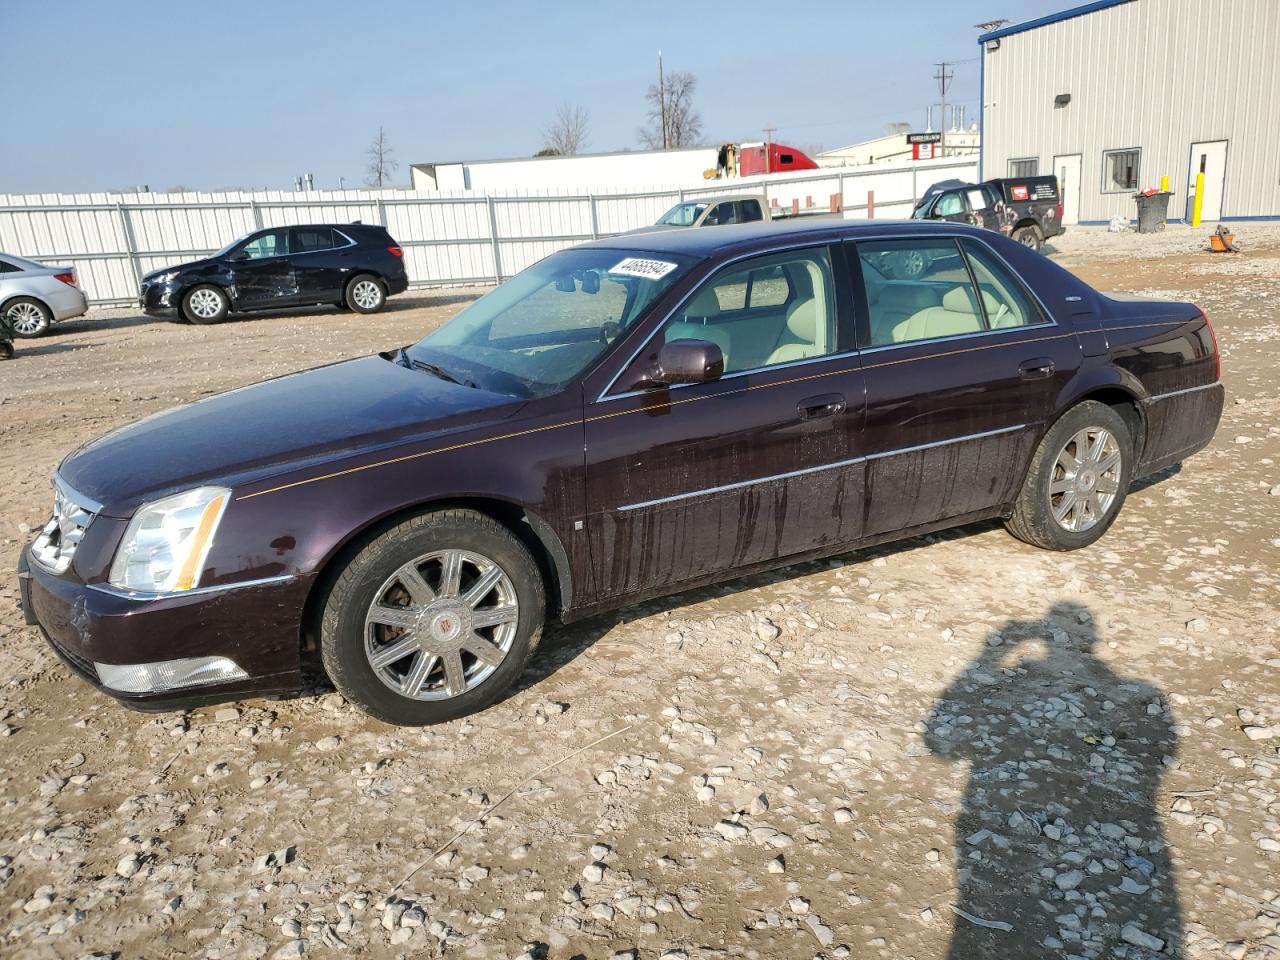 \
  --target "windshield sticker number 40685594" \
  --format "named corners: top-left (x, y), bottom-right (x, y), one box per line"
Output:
top-left (608, 257), bottom-right (678, 280)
